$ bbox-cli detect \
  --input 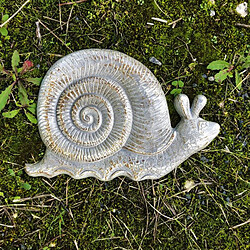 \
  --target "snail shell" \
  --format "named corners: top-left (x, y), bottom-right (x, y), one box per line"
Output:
top-left (38, 49), bottom-right (174, 162)
top-left (25, 49), bottom-right (220, 181)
